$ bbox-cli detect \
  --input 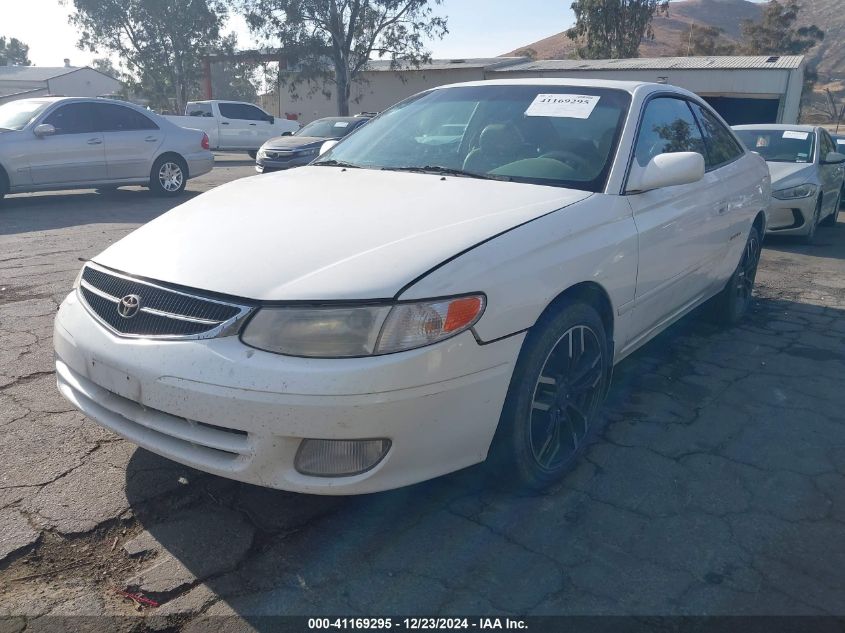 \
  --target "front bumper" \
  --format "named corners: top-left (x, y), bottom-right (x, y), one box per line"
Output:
top-left (255, 154), bottom-right (314, 173)
top-left (765, 195), bottom-right (816, 236)
top-left (54, 290), bottom-right (523, 494)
